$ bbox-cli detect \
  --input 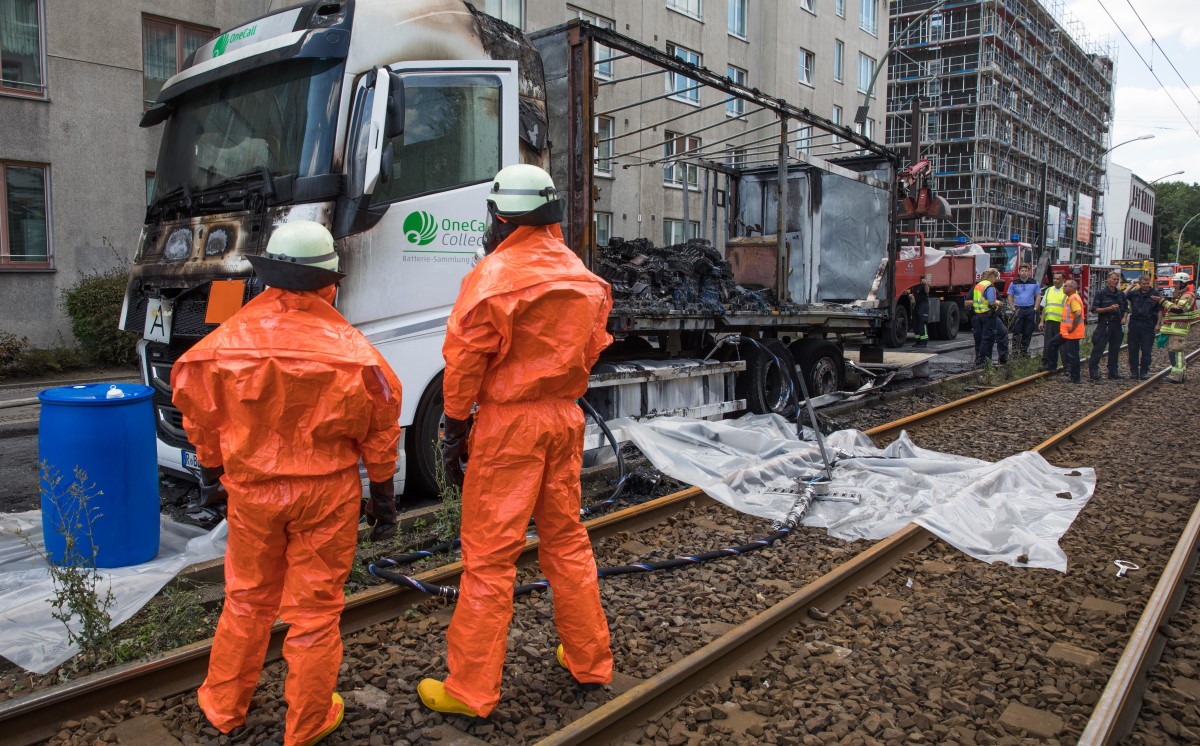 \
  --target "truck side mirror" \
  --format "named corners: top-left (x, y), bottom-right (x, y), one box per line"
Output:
top-left (362, 67), bottom-right (391, 196)
top-left (385, 71), bottom-right (405, 139)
